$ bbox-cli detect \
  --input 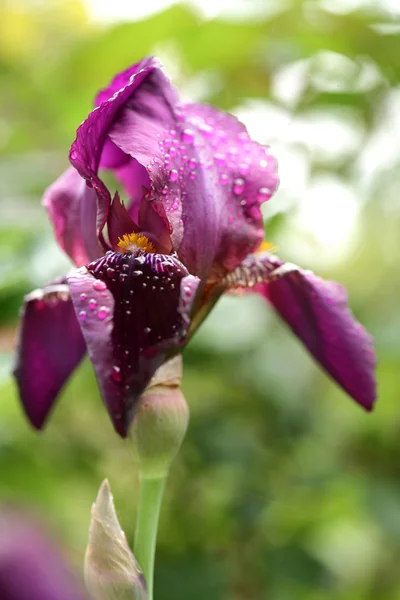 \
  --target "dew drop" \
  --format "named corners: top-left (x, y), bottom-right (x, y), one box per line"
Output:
top-left (93, 279), bottom-right (107, 291)
top-left (182, 128), bottom-right (194, 144)
top-left (214, 153), bottom-right (225, 166)
top-left (144, 327), bottom-right (151, 334)
top-left (199, 122), bottom-right (213, 136)
top-left (169, 169), bottom-right (179, 182)
top-left (106, 268), bottom-right (115, 278)
top-left (80, 293), bottom-right (87, 303)
top-left (188, 157), bottom-right (197, 170)
top-left (220, 173), bottom-right (229, 186)
top-left (170, 146), bottom-right (177, 157)
top-left (239, 163), bottom-right (250, 176)
top-left (147, 164), bottom-right (153, 172)
top-left (70, 150), bottom-right (77, 160)
top-left (133, 270), bottom-right (143, 277)
top-left (111, 366), bottom-right (122, 382)
top-left (88, 299), bottom-right (97, 310)
top-left (79, 310), bottom-right (87, 322)
top-left (97, 306), bottom-right (109, 320)
top-left (257, 187), bottom-right (271, 201)
top-left (233, 178), bottom-right (245, 195)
